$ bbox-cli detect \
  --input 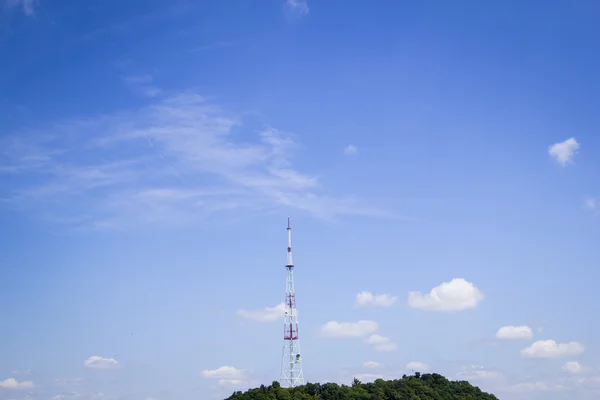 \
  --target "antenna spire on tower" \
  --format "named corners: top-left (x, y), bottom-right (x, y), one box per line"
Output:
top-left (280, 216), bottom-right (304, 388)
top-left (286, 215), bottom-right (293, 268)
